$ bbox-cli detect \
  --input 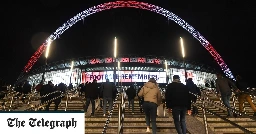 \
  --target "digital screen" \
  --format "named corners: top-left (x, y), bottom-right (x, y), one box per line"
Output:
top-left (81, 71), bottom-right (167, 83)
